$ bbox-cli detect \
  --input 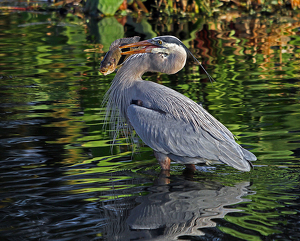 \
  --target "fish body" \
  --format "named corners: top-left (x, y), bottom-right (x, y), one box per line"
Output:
top-left (100, 46), bottom-right (121, 75)
top-left (100, 36), bottom-right (140, 75)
